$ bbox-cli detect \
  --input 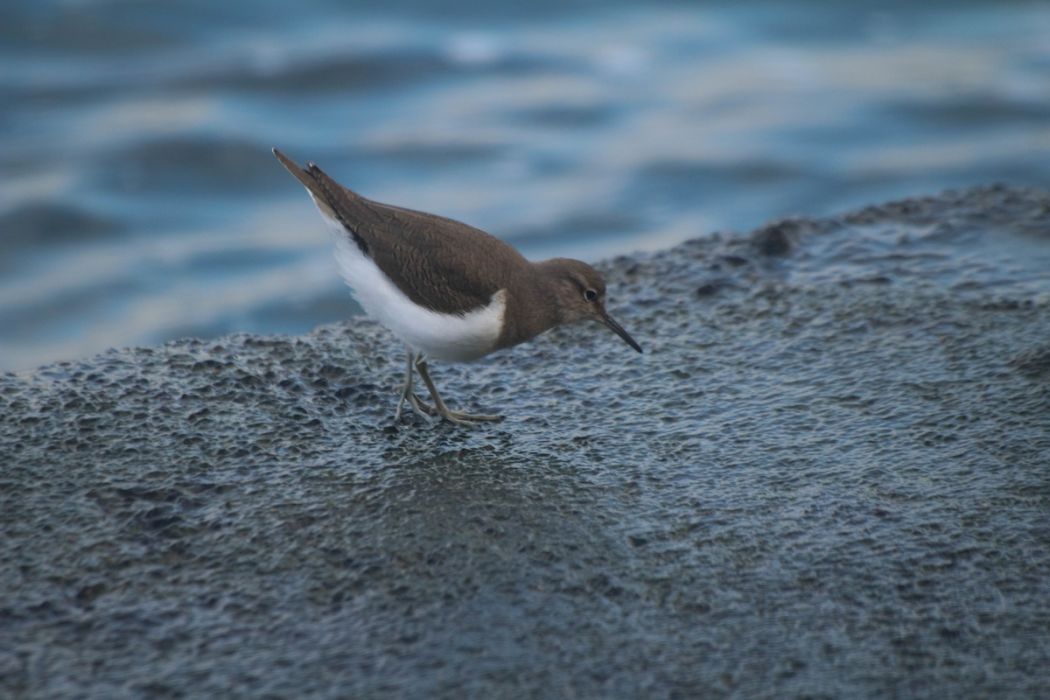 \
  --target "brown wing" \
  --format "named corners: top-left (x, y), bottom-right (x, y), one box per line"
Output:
top-left (273, 148), bottom-right (525, 315)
